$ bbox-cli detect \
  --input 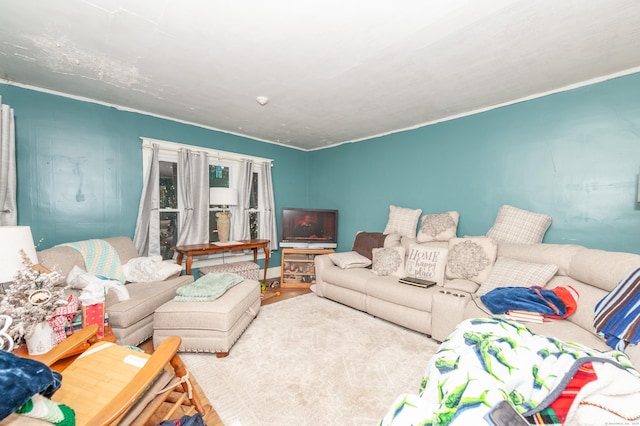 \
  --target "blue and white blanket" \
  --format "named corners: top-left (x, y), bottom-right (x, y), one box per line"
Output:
top-left (379, 317), bottom-right (640, 426)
